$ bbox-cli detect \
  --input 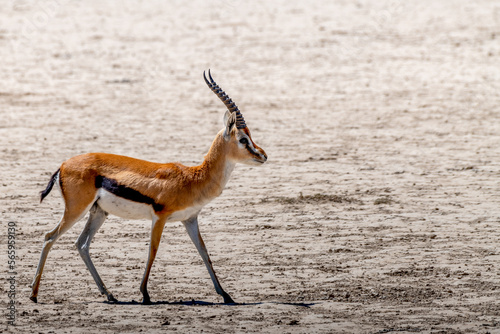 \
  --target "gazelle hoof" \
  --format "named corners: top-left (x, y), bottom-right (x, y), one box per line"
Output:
top-left (107, 295), bottom-right (118, 303)
top-left (30, 296), bottom-right (38, 303)
top-left (222, 293), bottom-right (235, 304)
